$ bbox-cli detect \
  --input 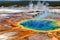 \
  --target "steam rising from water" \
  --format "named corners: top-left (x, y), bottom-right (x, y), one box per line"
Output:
top-left (29, 1), bottom-right (51, 18)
